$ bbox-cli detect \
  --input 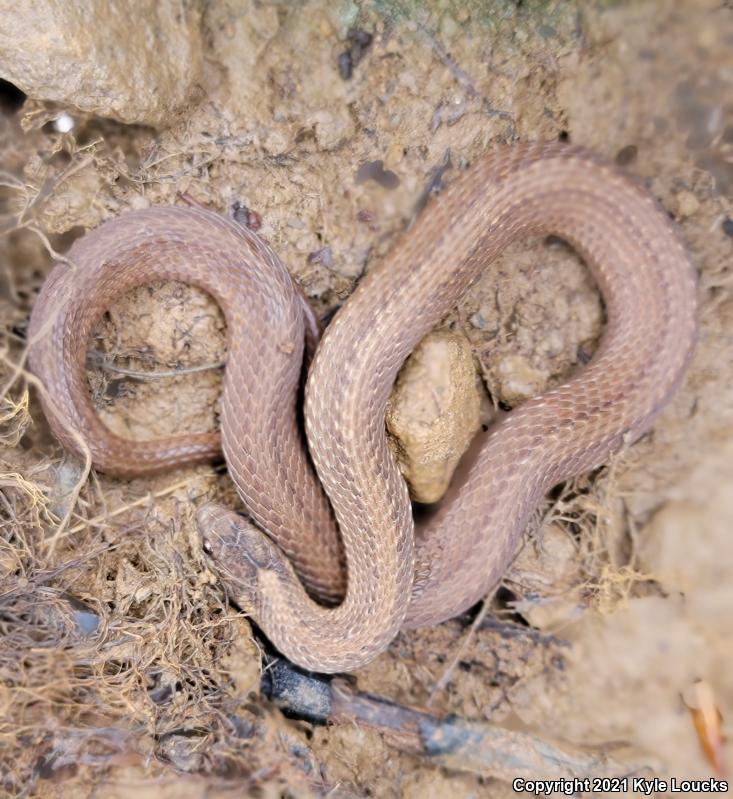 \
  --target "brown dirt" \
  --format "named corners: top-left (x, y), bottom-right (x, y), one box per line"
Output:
top-left (1, 1), bottom-right (731, 797)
